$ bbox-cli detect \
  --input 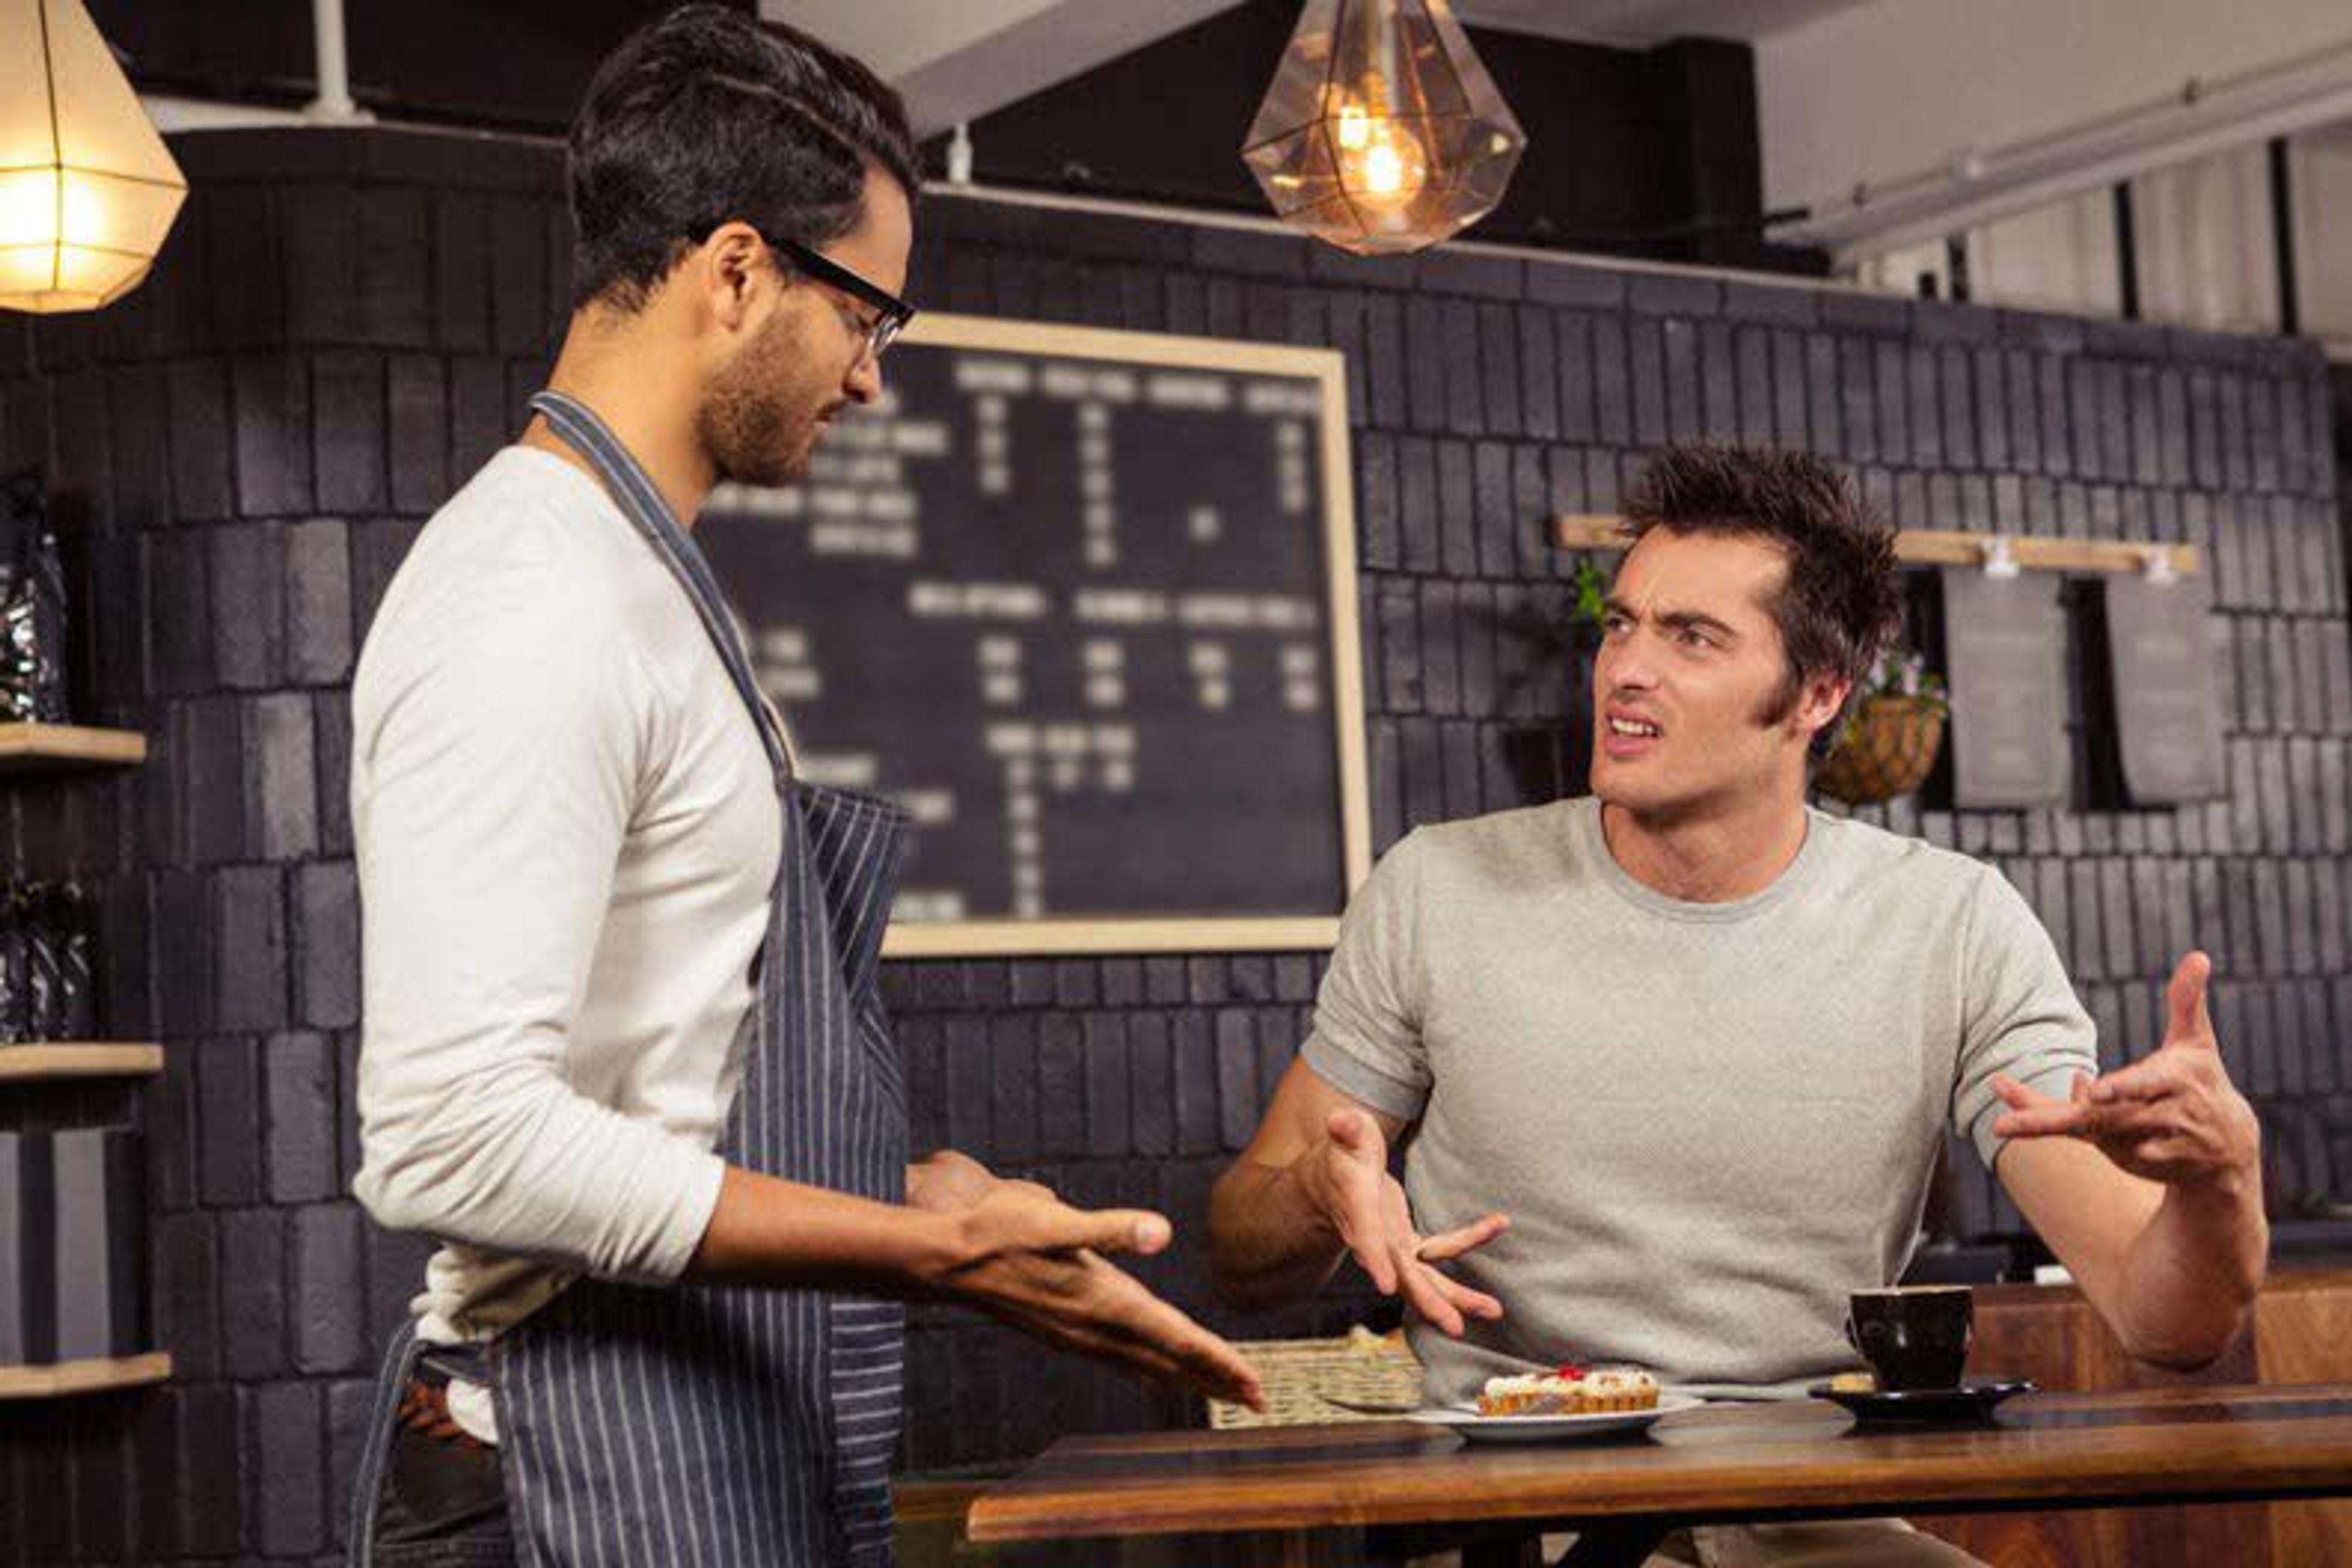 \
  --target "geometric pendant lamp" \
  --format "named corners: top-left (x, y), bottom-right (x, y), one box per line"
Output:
top-left (1243, 0), bottom-right (1526, 257)
top-left (0, 0), bottom-right (187, 312)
